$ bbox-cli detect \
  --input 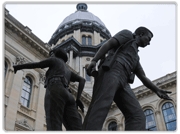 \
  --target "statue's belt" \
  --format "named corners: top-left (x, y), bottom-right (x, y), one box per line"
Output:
top-left (47, 76), bottom-right (72, 93)
top-left (49, 77), bottom-right (61, 82)
top-left (48, 76), bottom-right (68, 88)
